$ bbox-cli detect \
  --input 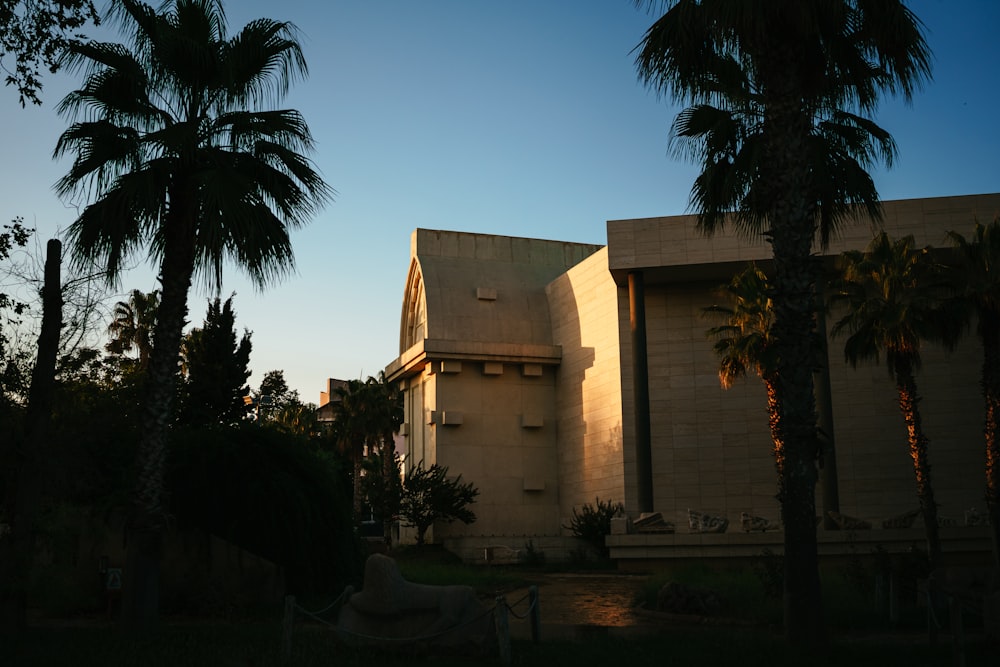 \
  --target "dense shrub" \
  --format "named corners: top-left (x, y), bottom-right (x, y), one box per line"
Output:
top-left (168, 425), bottom-right (363, 594)
top-left (566, 497), bottom-right (624, 558)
